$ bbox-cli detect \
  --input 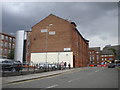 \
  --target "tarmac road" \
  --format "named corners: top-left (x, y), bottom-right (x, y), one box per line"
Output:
top-left (3, 67), bottom-right (118, 89)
